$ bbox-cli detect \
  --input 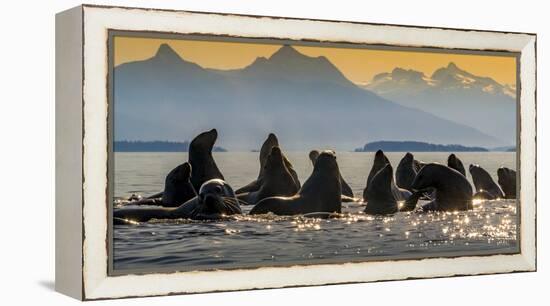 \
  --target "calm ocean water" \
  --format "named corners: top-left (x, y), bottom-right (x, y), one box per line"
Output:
top-left (113, 152), bottom-right (518, 271)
